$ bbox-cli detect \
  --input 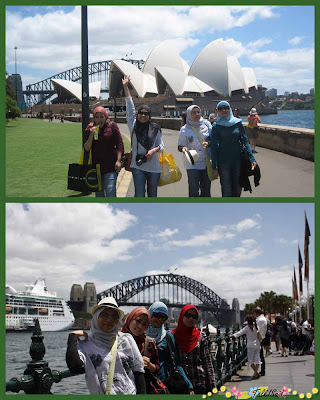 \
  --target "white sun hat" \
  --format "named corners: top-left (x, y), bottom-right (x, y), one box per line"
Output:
top-left (184, 149), bottom-right (199, 166)
top-left (91, 297), bottom-right (124, 320)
